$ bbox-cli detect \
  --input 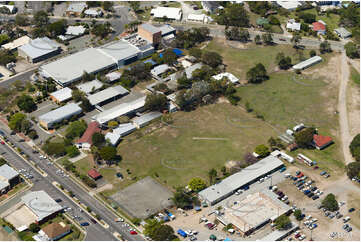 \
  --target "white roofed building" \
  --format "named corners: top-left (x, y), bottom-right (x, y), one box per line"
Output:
top-left (105, 71), bottom-right (121, 82)
top-left (39, 103), bottom-right (82, 129)
top-left (87, 85), bottom-right (129, 106)
top-left (0, 164), bottom-right (20, 194)
top-left (105, 123), bottom-right (136, 146)
top-left (49, 87), bottom-right (73, 103)
top-left (151, 7), bottom-right (183, 20)
top-left (76, 79), bottom-right (103, 94)
top-left (276, 1), bottom-right (302, 10)
top-left (286, 19), bottom-right (301, 31)
top-left (1, 36), bottom-right (31, 51)
top-left (132, 112), bottom-right (162, 128)
top-left (66, 25), bottom-right (86, 36)
top-left (293, 56), bottom-right (322, 70)
top-left (18, 37), bottom-right (61, 63)
top-left (212, 72), bottom-right (239, 84)
top-left (84, 8), bottom-right (103, 17)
